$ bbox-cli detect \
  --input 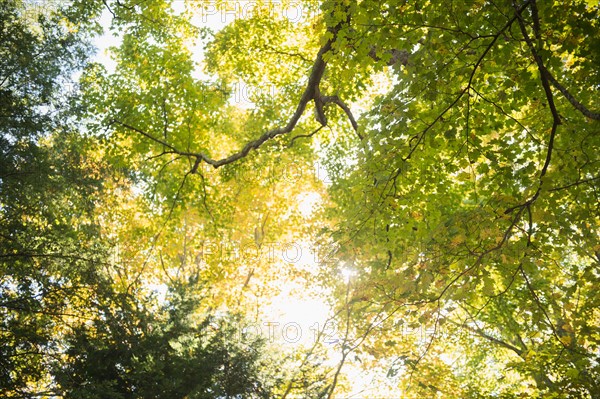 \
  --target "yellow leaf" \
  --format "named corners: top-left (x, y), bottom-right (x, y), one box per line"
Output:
top-left (450, 235), bottom-right (465, 247)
